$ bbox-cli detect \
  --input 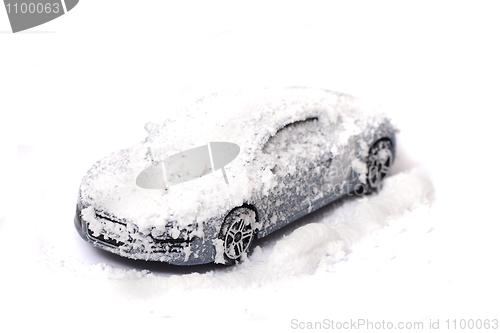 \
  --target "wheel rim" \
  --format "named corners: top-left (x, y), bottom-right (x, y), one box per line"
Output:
top-left (367, 140), bottom-right (393, 190)
top-left (224, 217), bottom-right (254, 260)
